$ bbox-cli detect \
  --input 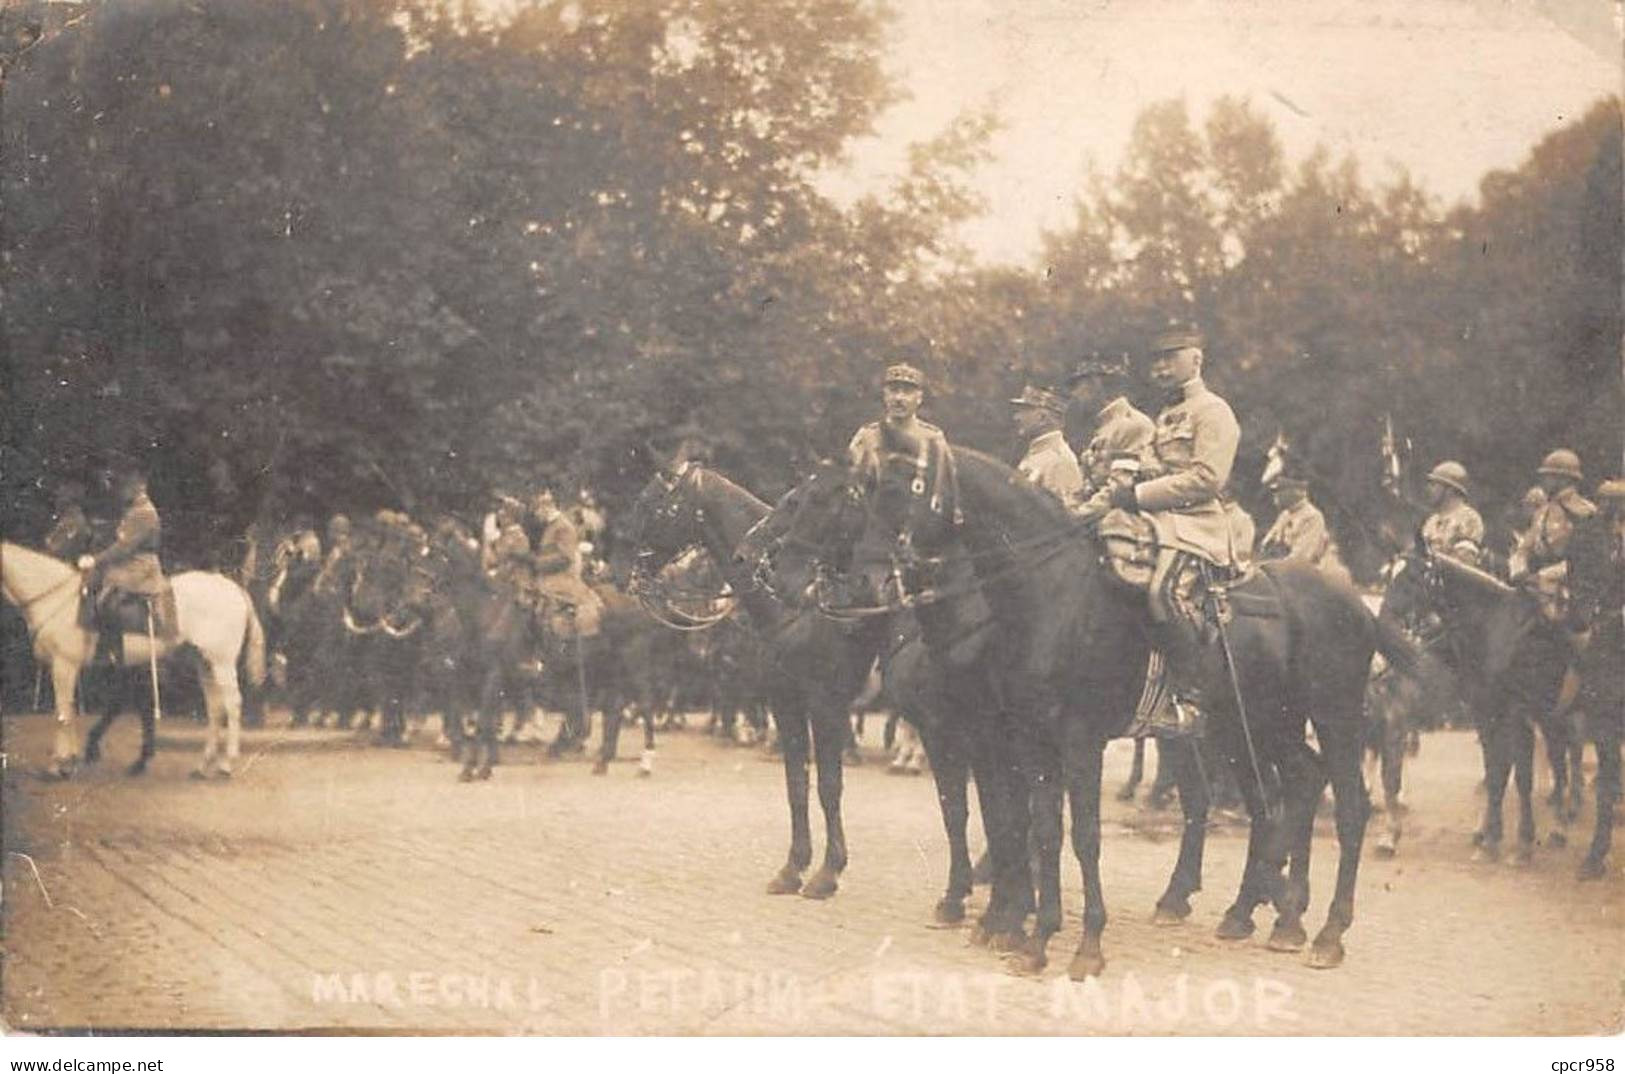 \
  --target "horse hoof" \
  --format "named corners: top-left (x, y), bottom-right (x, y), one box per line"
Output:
top-left (967, 924), bottom-right (992, 948)
top-left (932, 898), bottom-right (966, 927)
top-left (1114, 784), bottom-right (1137, 803)
top-left (1578, 857), bottom-right (1608, 881)
top-left (1067, 947), bottom-right (1105, 981)
top-left (1547, 830), bottom-right (1568, 849)
top-left (1266, 921), bottom-right (1308, 953)
top-left (1215, 913), bottom-right (1255, 942)
top-left (1374, 838), bottom-right (1397, 859)
top-left (766, 870), bottom-right (803, 896)
top-left (1470, 843), bottom-right (1500, 864)
top-left (125, 762), bottom-right (148, 778)
top-left (1507, 844), bottom-right (1533, 867)
top-left (1306, 939), bottom-right (1345, 970)
top-left (801, 872), bottom-right (839, 900)
top-left (458, 769), bottom-right (476, 783)
top-left (989, 930), bottom-right (1026, 954)
top-left (591, 760), bottom-right (609, 776)
top-left (188, 769), bottom-right (209, 781)
top-left (82, 751), bottom-right (101, 767)
top-left (476, 767), bottom-right (493, 781)
top-left (1002, 945), bottom-right (1046, 978)
top-left (1151, 901), bottom-right (1190, 927)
